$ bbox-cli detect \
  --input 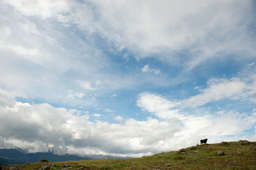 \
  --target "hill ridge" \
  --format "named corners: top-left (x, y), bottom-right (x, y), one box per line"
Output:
top-left (2, 140), bottom-right (256, 170)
